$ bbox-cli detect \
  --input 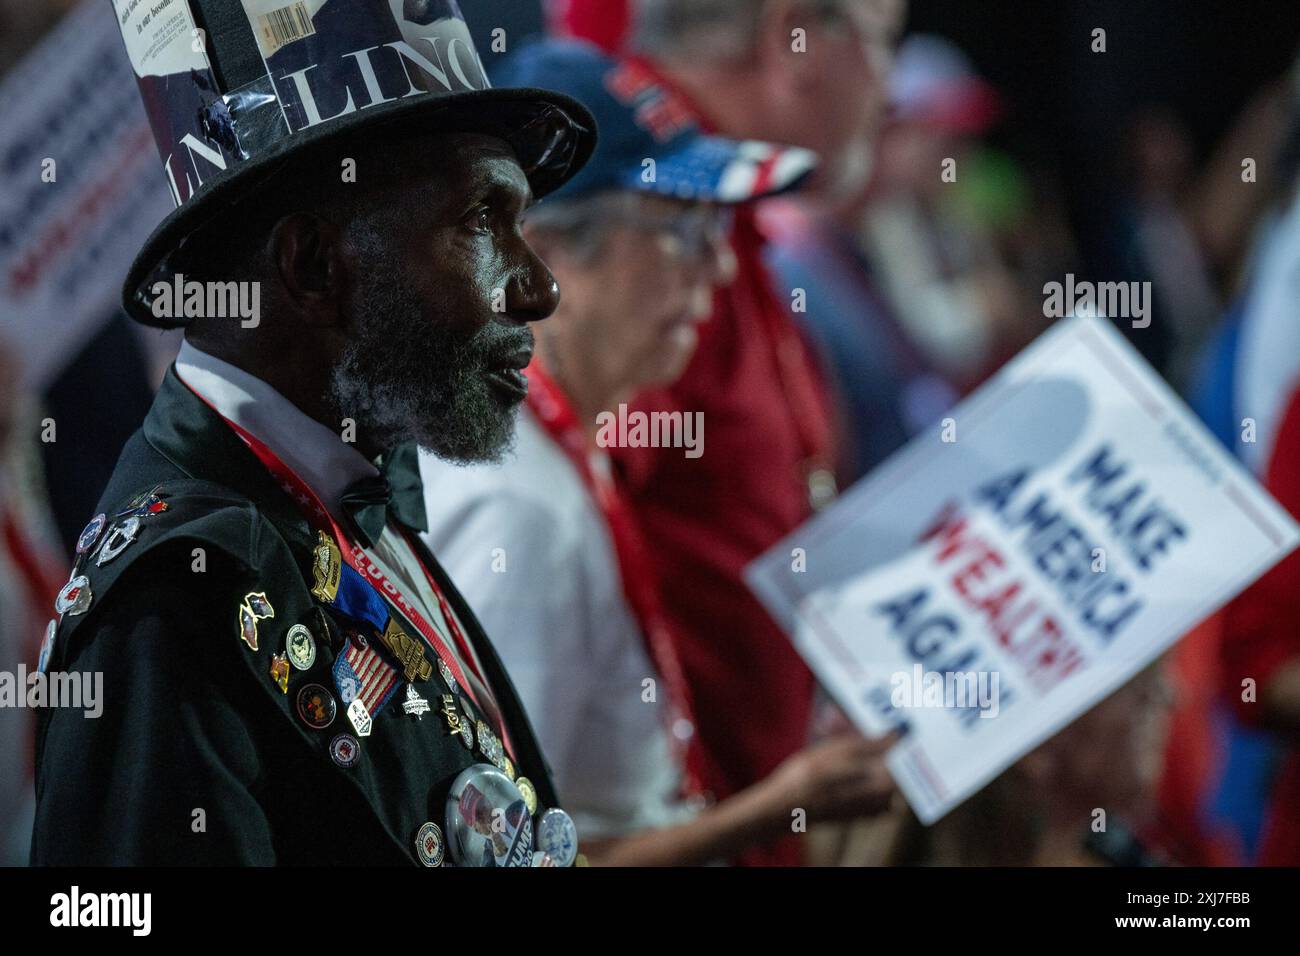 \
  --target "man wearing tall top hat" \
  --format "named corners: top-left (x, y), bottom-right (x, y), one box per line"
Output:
top-left (30, 0), bottom-right (595, 866)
